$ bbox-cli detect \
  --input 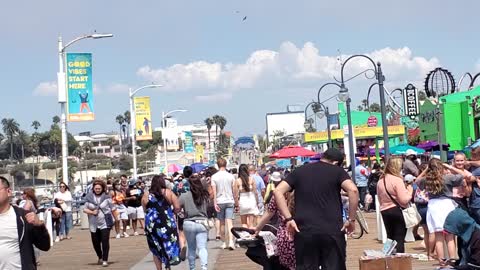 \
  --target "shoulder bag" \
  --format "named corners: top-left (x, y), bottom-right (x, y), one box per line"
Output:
top-left (383, 176), bottom-right (421, 228)
top-left (94, 198), bottom-right (114, 228)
